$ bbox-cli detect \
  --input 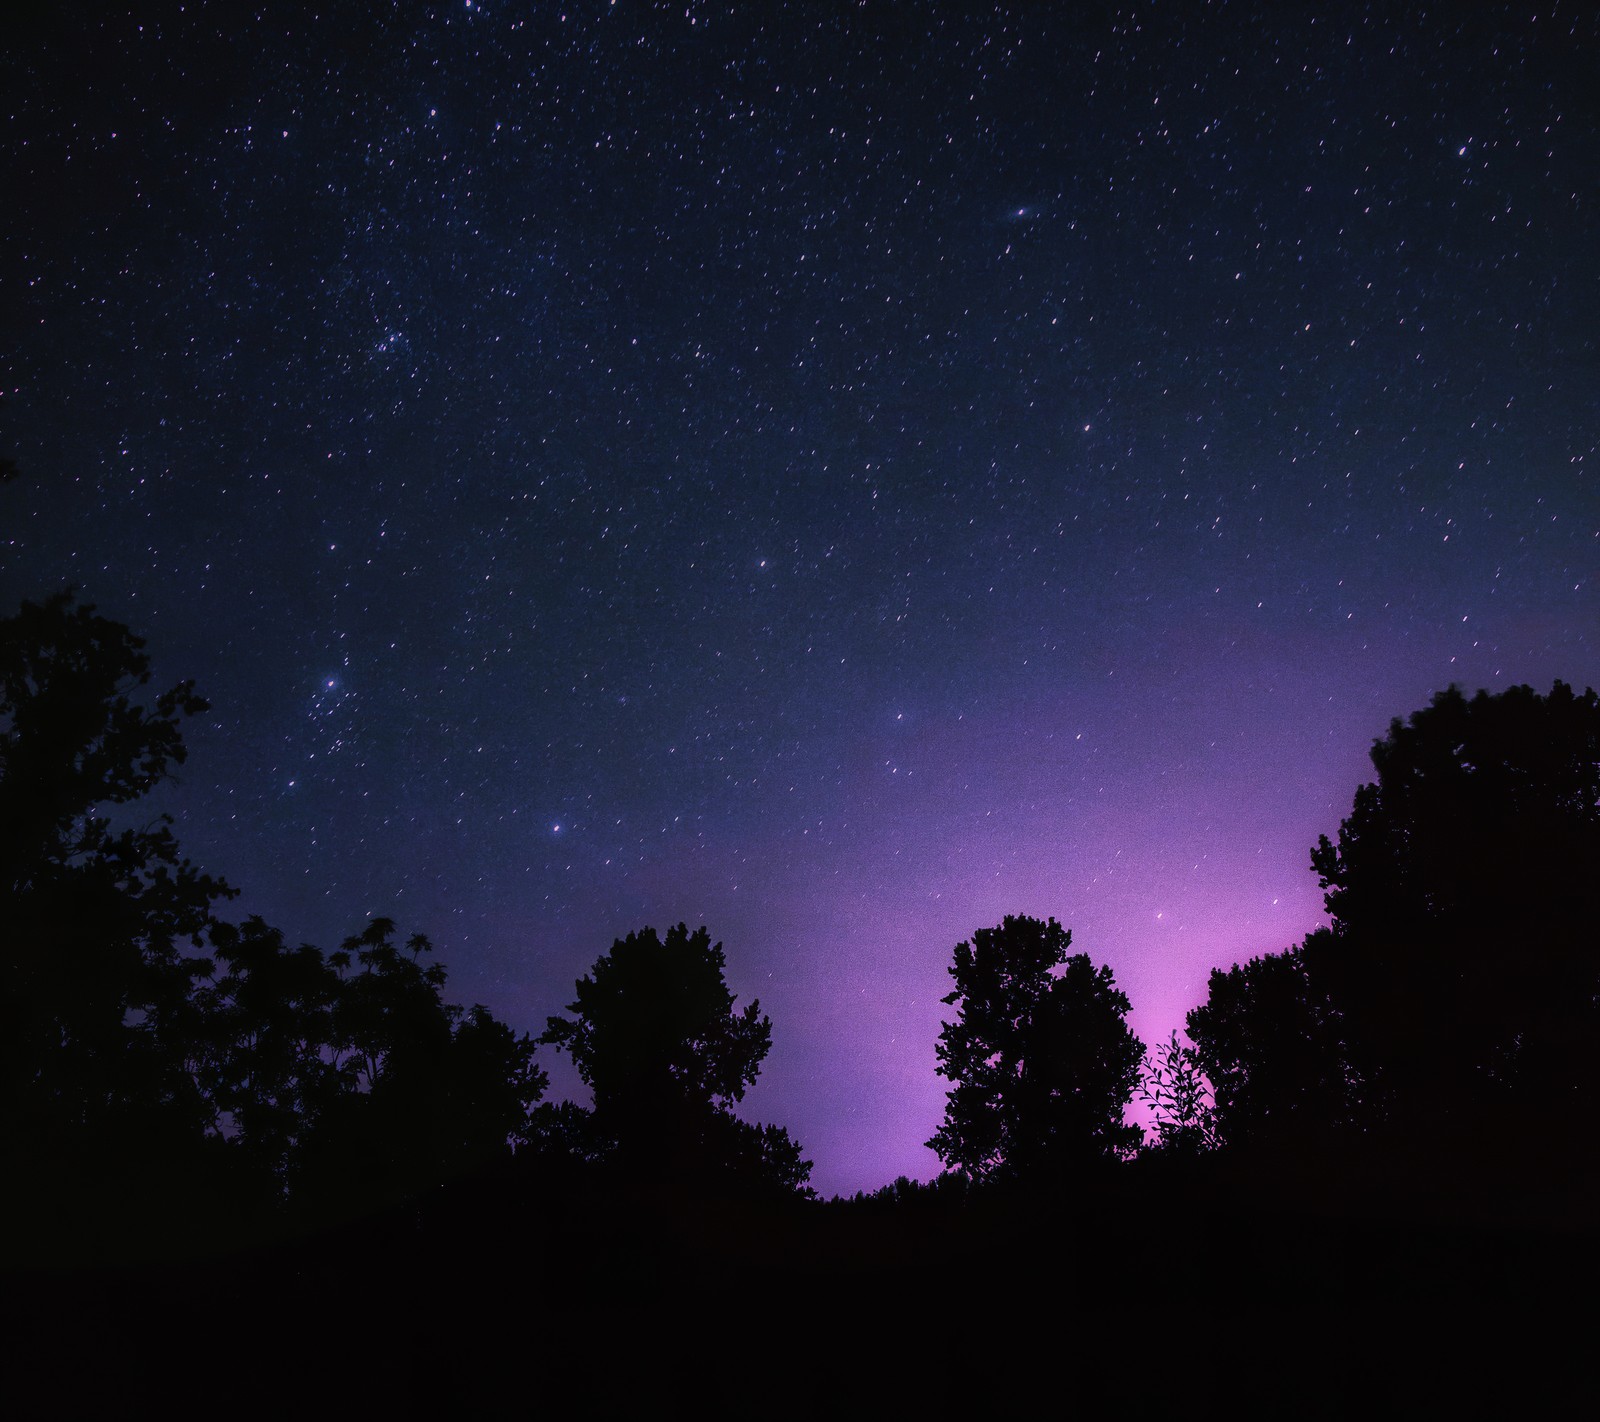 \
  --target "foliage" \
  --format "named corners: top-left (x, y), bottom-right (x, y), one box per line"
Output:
top-left (199, 915), bottom-right (546, 1207)
top-left (524, 1097), bottom-right (618, 1165)
top-left (312, 917), bottom-right (545, 1203)
top-left (843, 1171), bottom-right (973, 1211)
top-left (927, 915), bottom-right (1144, 1181)
top-left (1312, 681), bottom-right (1600, 938)
top-left (0, 592), bottom-right (546, 1243)
top-left (193, 916), bottom-right (349, 1189)
top-left (1139, 1030), bottom-right (1219, 1156)
top-left (1313, 681), bottom-right (1600, 1107)
top-left (1191, 681), bottom-right (1600, 1146)
top-left (21, 586), bottom-right (1594, 1246)
top-left (0, 592), bottom-right (234, 1154)
top-left (541, 924), bottom-right (811, 1194)
top-left (1185, 931), bottom-right (1362, 1147)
